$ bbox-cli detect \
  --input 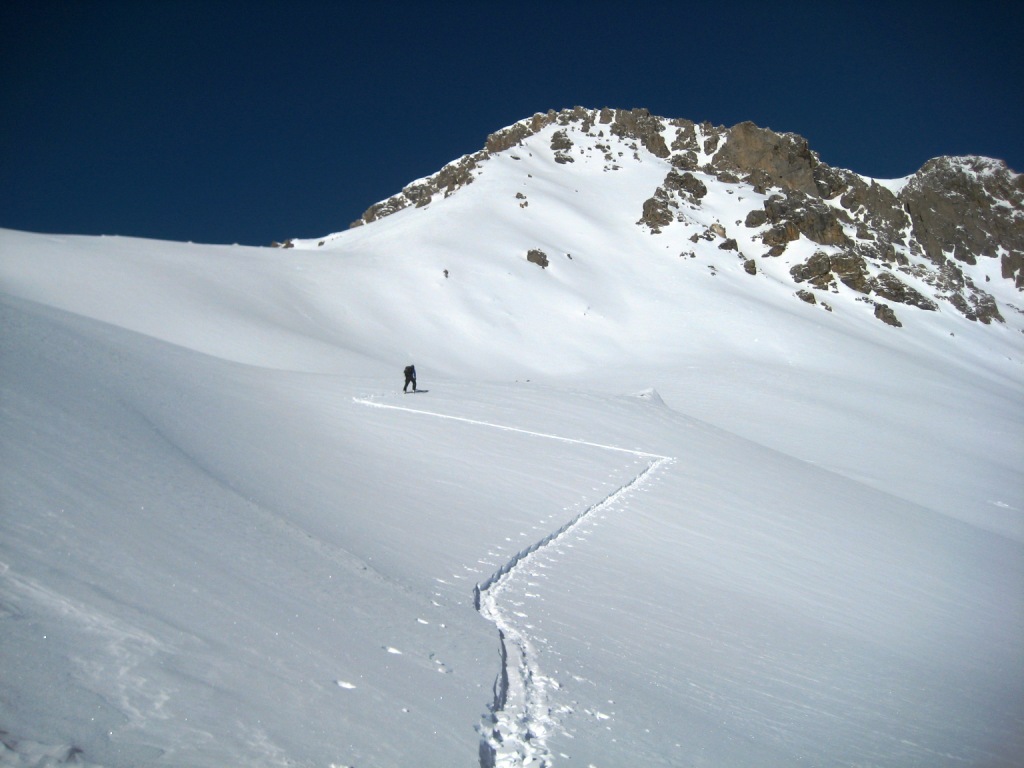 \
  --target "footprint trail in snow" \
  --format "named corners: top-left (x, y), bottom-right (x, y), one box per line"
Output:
top-left (354, 396), bottom-right (673, 767)
top-left (474, 457), bottom-right (669, 767)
